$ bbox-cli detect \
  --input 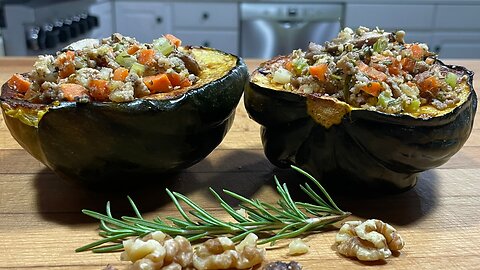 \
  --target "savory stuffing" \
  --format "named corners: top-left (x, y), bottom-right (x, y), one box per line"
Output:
top-left (261, 27), bottom-right (469, 114)
top-left (7, 33), bottom-right (200, 103)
